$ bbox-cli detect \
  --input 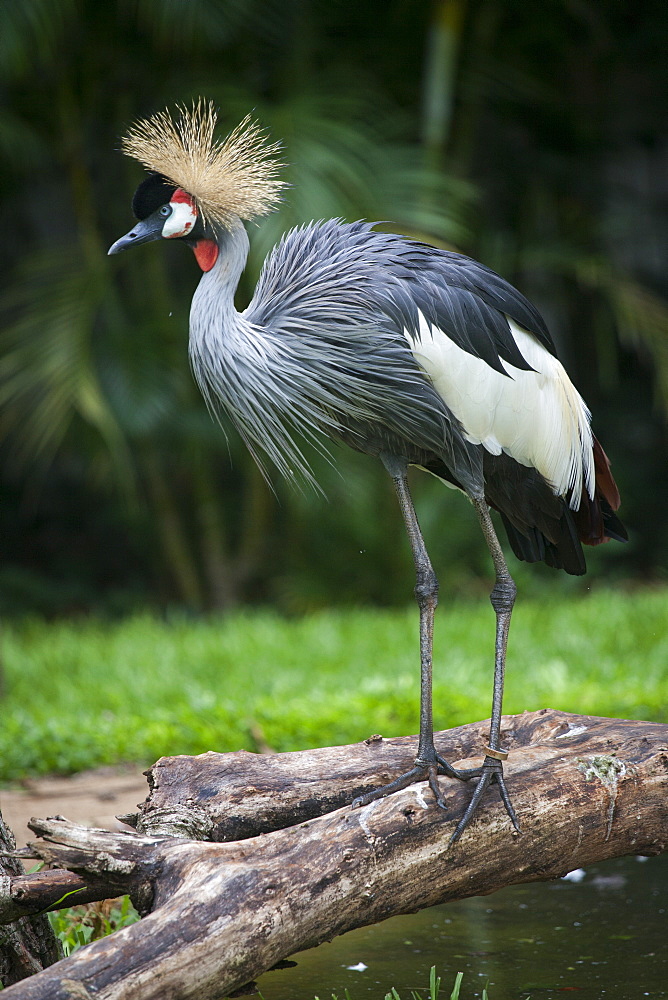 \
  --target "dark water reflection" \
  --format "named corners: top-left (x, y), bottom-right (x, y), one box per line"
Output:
top-left (255, 853), bottom-right (667, 999)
